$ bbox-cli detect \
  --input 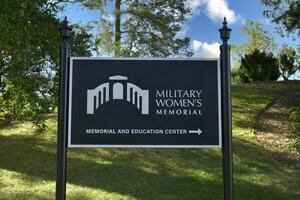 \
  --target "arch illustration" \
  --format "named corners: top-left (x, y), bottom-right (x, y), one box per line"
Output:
top-left (86, 76), bottom-right (149, 115)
